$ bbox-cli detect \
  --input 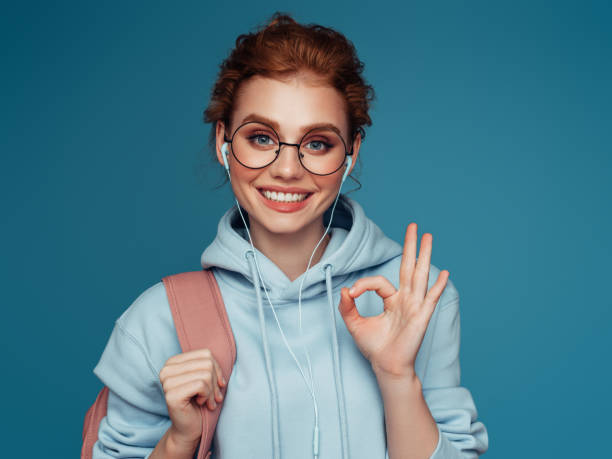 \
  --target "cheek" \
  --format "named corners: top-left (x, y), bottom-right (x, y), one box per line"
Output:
top-left (314, 176), bottom-right (341, 194)
top-left (228, 168), bottom-right (258, 202)
top-left (230, 160), bottom-right (259, 186)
